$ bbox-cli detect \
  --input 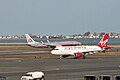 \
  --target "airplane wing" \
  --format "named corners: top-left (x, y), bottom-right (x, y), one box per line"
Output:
top-left (46, 41), bottom-right (81, 48)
